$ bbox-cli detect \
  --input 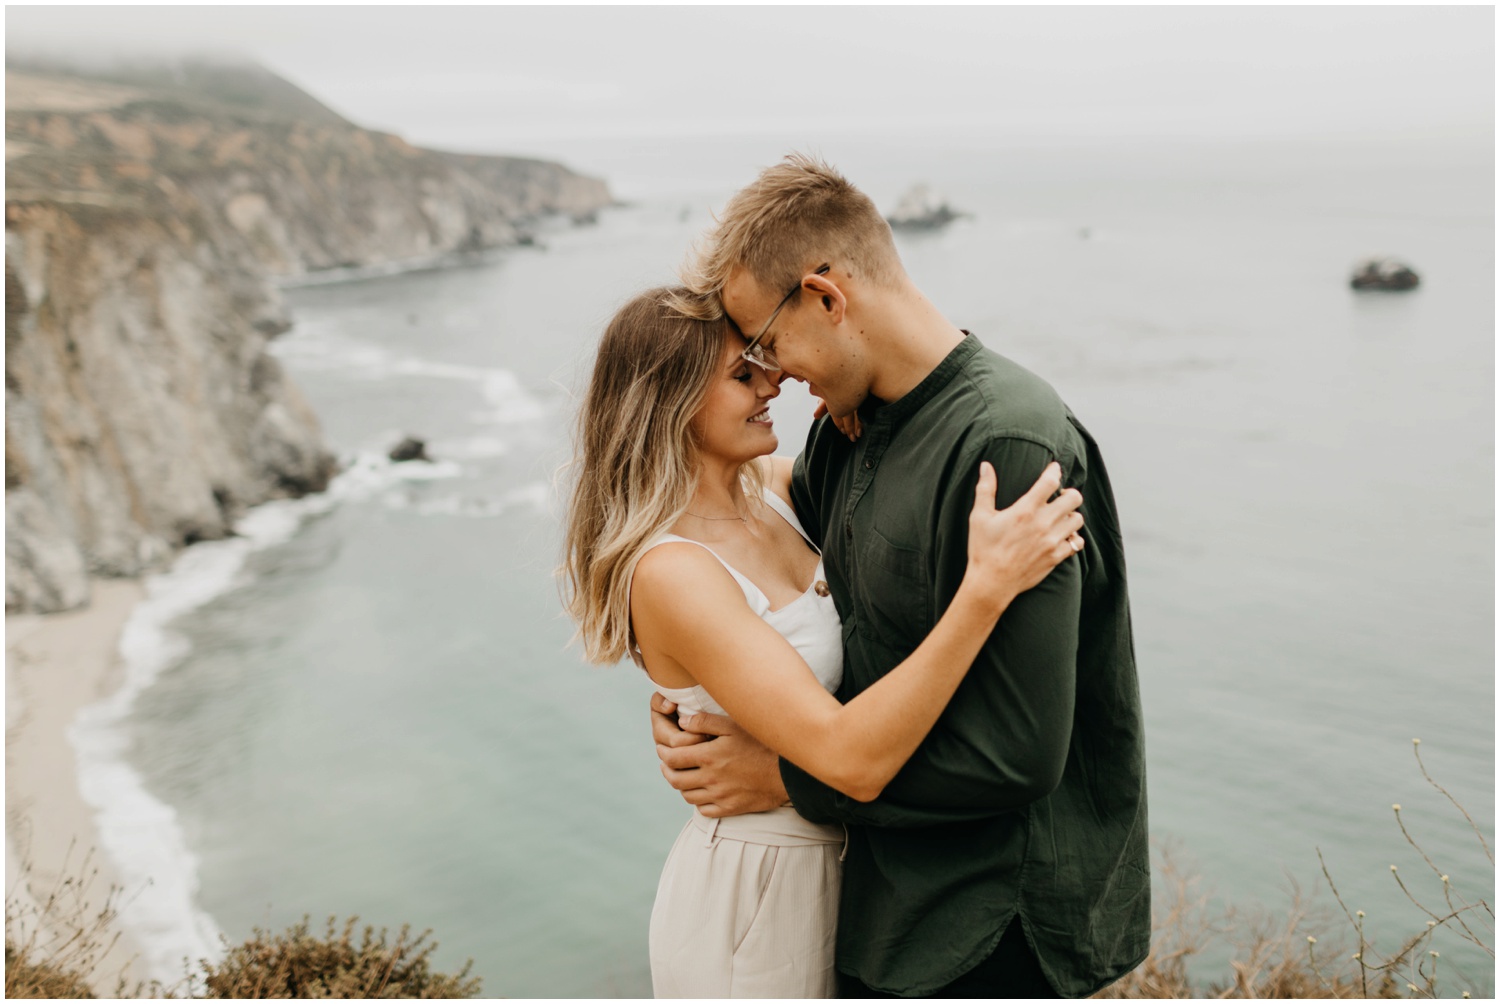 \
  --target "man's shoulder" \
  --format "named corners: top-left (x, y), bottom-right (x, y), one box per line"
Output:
top-left (947, 346), bottom-right (1077, 455)
top-left (798, 343), bottom-right (1082, 476)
